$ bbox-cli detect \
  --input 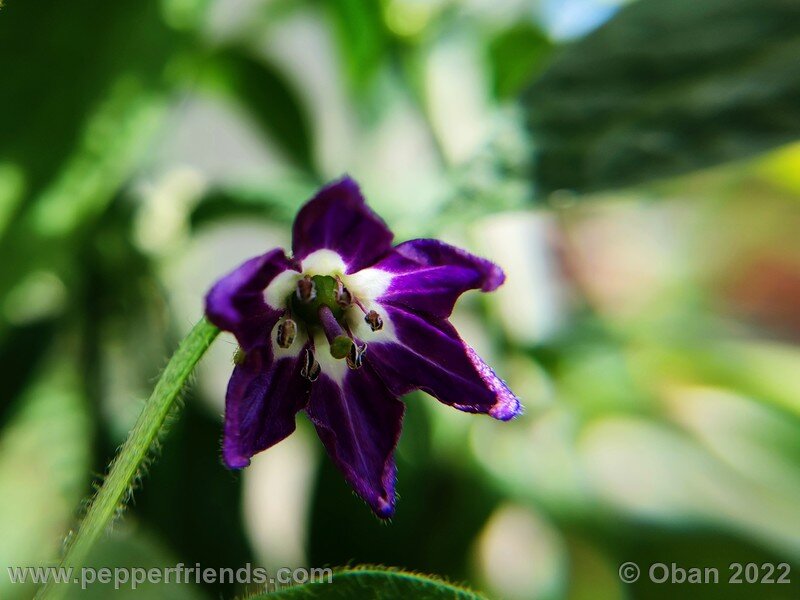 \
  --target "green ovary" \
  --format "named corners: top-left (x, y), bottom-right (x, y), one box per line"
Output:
top-left (289, 274), bottom-right (345, 326)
